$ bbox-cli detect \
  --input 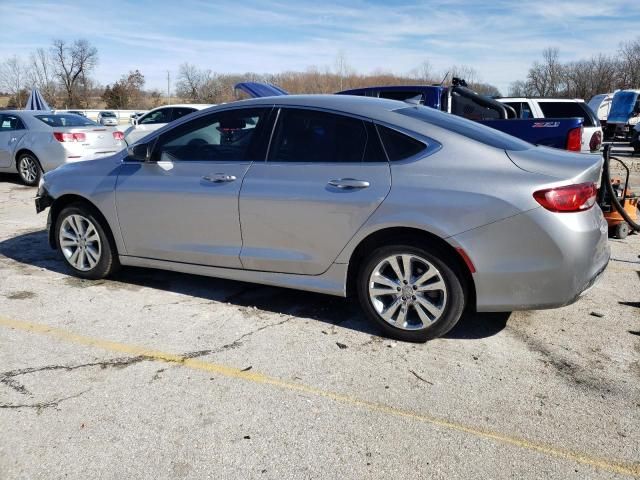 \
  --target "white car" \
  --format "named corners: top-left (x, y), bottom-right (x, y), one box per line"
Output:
top-left (123, 104), bottom-right (212, 145)
top-left (497, 98), bottom-right (602, 152)
top-left (97, 111), bottom-right (119, 127)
